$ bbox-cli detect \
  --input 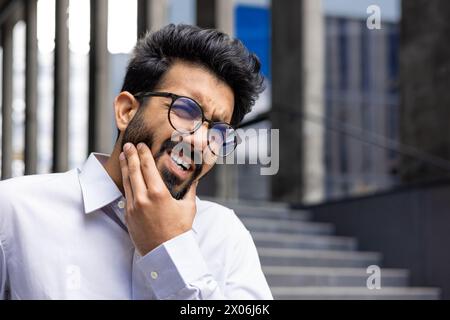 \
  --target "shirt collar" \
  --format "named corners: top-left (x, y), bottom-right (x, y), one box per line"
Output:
top-left (78, 153), bottom-right (123, 214)
top-left (77, 152), bottom-right (200, 234)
